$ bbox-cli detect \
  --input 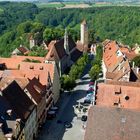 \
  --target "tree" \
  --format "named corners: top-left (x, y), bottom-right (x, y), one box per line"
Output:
top-left (131, 56), bottom-right (140, 67)
top-left (89, 64), bottom-right (100, 80)
top-left (60, 75), bottom-right (76, 91)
